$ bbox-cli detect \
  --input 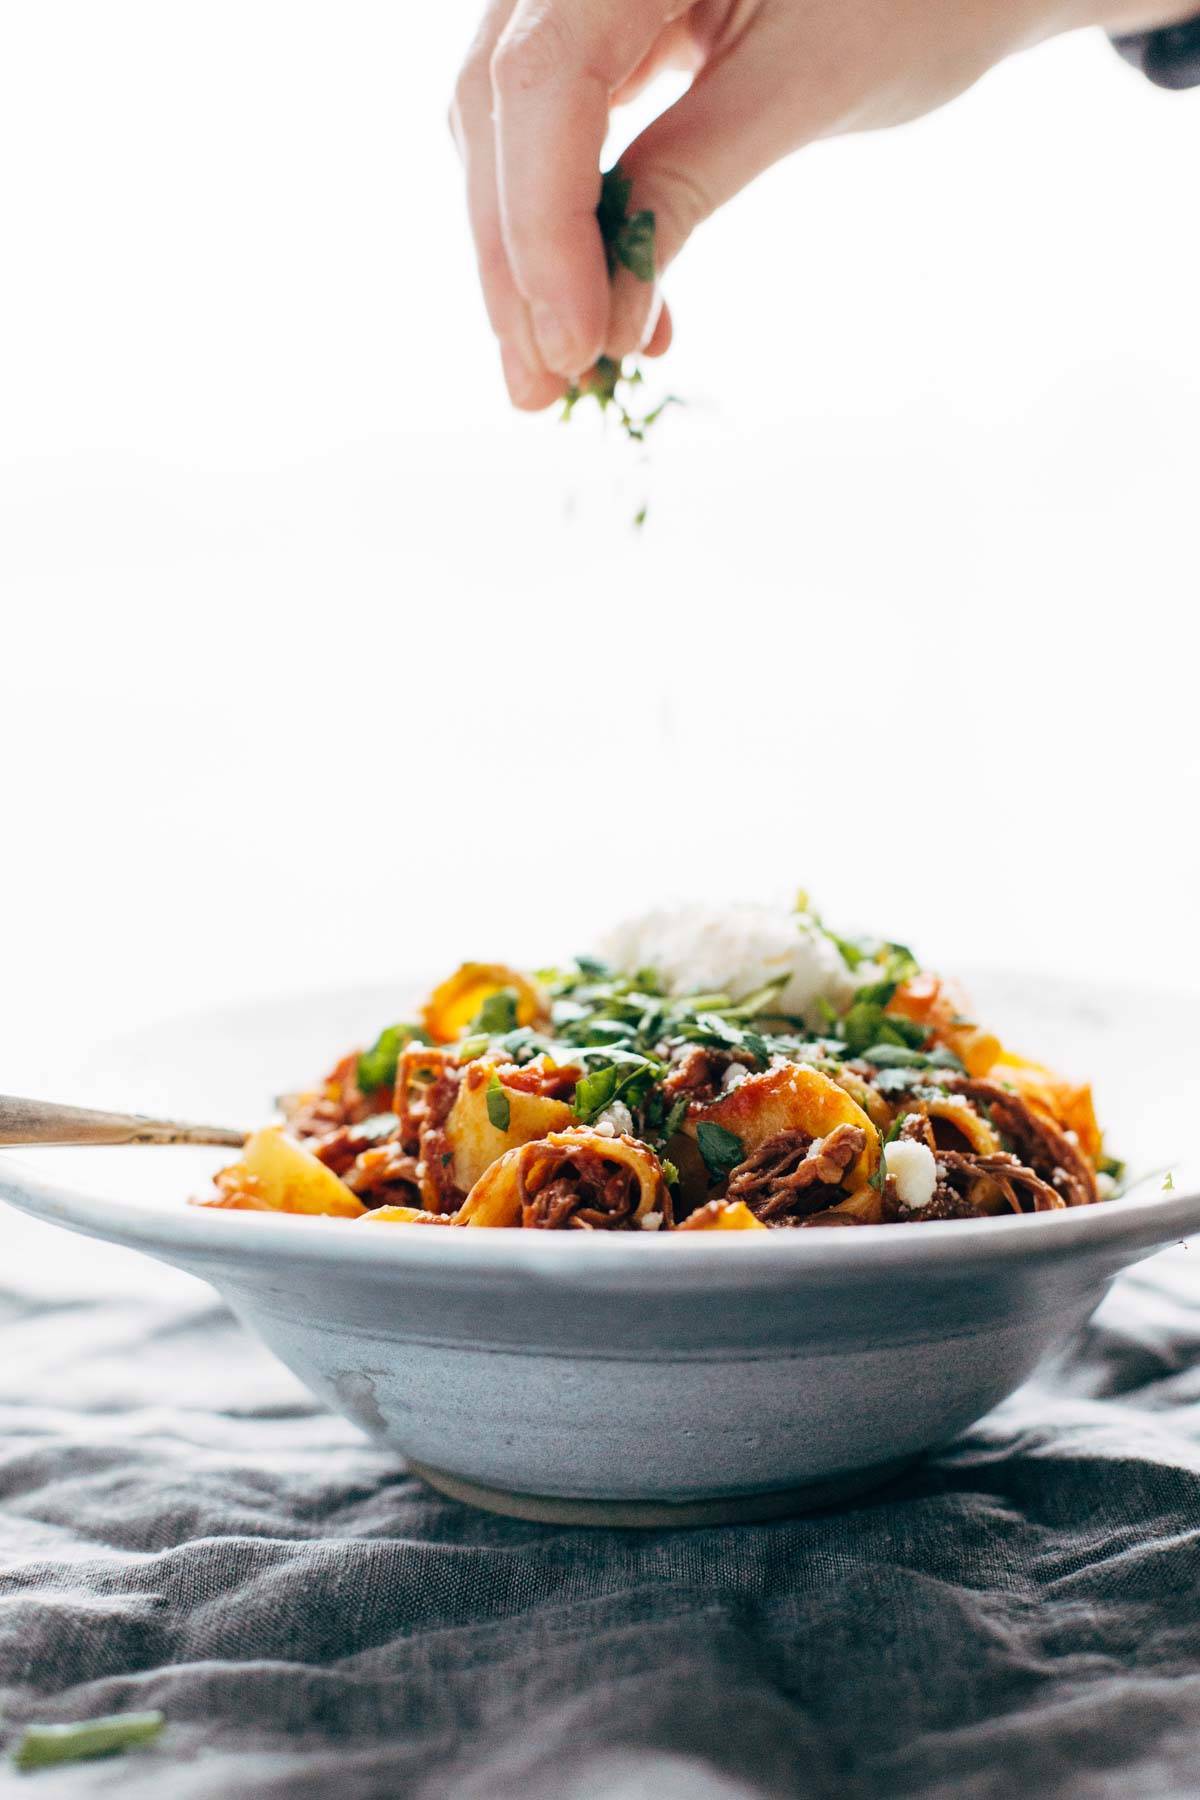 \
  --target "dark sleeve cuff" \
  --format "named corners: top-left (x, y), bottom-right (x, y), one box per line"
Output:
top-left (1113, 15), bottom-right (1200, 88)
